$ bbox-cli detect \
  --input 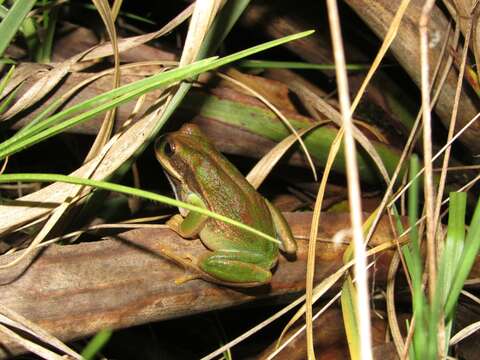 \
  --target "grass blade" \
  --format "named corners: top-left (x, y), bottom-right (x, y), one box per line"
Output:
top-left (403, 155), bottom-right (428, 358)
top-left (0, 172), bottom-right (281, 246)
top-left (81, 329), bottom-right (112, 360)
top-left (445, 193), bottom-right (480, 318)
top-left (0, 0), bottom-right (37, 57)
top-left (341, 276), bottom-right (360, 359)
top-left (238, 59), bottom-right (368, 70)
top-left (0, 30), bottom-right (314, 160)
